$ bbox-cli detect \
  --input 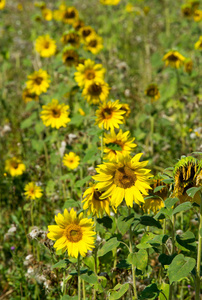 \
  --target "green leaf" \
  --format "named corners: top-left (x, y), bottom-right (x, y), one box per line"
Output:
top-left (20, 112), bottom-right (37, 129)
top-left (158, 254), bottom-right (177, 267)
top-left (97, 216), bottom-right (113, 229)
top-left (164, 197), bottom-right (179, 209)
top-left (52, 260), bottom-right (67, 269)
top-left (83, 256), bottom-right (95, 272)
top-left (149, 234), bottom-right (169, 245)
top-left (186, 187), bottom-right (202, 198)
top-left (159, 282), bottom-right (170, 300)
top-left (127, 249), bottom-right (148, 271)
top-left (97, 238), bottom-right (120, 257)
top-left (109, 283), bottom-right (129, 300)
top-left (63, 199), bottom-right (80, 209)
top-left (140, 283), bottom-right (160, 299)
top-left (176, 231), bottom-right (196, 252)
top-left (74, 176), bottom-right (91, 188)
top-left (31, 139), bottom-right (44, 152)
top-left (168, 254), bottom-right (196, 284)
top-left (200, 228), bottom-right (202, 238)
top-left (69, 115), bottom-right (84, 126)
top-left (153, 185), bottom-right (166, 193)
top-left (139, 216), bottom-right (162, 229)
top-left (80, 273), bottom-right (98, 285)
top-left (61, 296), bottom-right (78, 300)
top-left (172, 202), bottom-right (192, 215)
top-left (35, 122), bottom-right (44, 135)
top-left (117, 215), bottom-right (134, 235)
top-left (136, 232), bottom-right (155, 249)
top-left (83, 149), bottom-right (98, 163)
